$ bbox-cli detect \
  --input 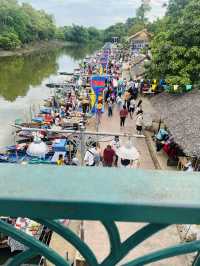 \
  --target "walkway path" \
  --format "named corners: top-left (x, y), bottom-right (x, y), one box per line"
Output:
top-left (84, 103), bottom-right (187, 266)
